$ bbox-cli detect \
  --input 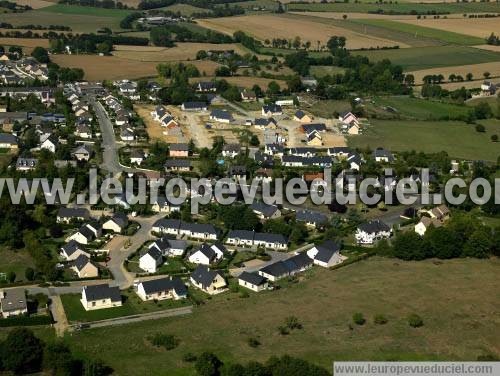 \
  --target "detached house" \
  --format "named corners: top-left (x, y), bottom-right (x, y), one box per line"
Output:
top-left (139, 247), bottom-right (163, 273)
top-left (254, 117), bottom-right (277, 130)
top-left (72, 144), bottom-right (92, 161)
top-left (190, 265), bottom-right (227, 295)
top-left (296, 210), bottom-right (328, 229)
top-left (294, 110), bottom-right (312, 123)
top-left (415, 216), bottom-right (442, 236)
top-left (181, 102), bottom-right (207, 111)
top-left (225, 230), bottom-right (288, 250)
top-left (262, 104), bottom-right (283, 117)
top-left (209, 109), bottom-right (233, 123)
top-left (241, 89), bottom-right (256, 102)
top-left (258, 253), bottom-right (312, 282)
top-left (238, 271), bottom-right (268, 292)
top-left (71, 255), bottom-right (98, 279)
top-left (222, 143), bottom-right (241, 158)
top-left (188, 243), bottom-right (225, 265)
top-left (60, 240), bottom-right (90, 261)
top-left (57, 207), bottom-right (90, 224)
top-left (102, 212), bottom-right (128, 233)
top-left (307, 240), bottom-right (344, 268)
top-left (136, 277), bottom-right (187, 301)
top-left (0, 289), bottom-right (28, 318)
top-left (169, 143), bottom-right (189, 157)
top-left (250, 201), bottom-right (281, 220)
top-left (355, 220), bottom-right (392, 245)
top-left (164, 159), bottom-right (192, 172)
top-left (373, 148), bottom-right (394, 163)
top-left (81, 284), bottom-right (122, 311)
top-left (196, 81), bottom-right (216, 92)
top-left (148, 236), bottom-right (187, 257)
top-left (0, 133), bottom-right (18, 149)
